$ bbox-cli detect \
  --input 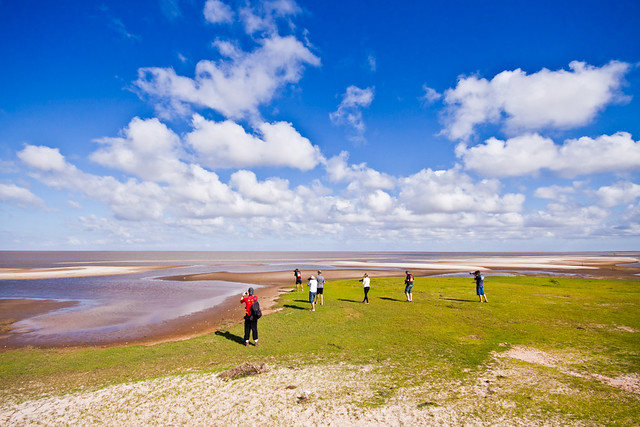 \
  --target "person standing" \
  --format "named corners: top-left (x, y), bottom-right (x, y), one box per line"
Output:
top-left (240, 287), bottom-right (259, 346)
top-left (315, 270), bottom-right (325, 306)
top-left (404, 270), bottom-right (414, 302)
top-left (294, 268), bottom-right (303, 292)
top-left (473, 270), bottom-right (488, 303)
top-left (308, 275), bottom-right (318, 311)
top-left (361, 273), bottom-right (370, 304)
